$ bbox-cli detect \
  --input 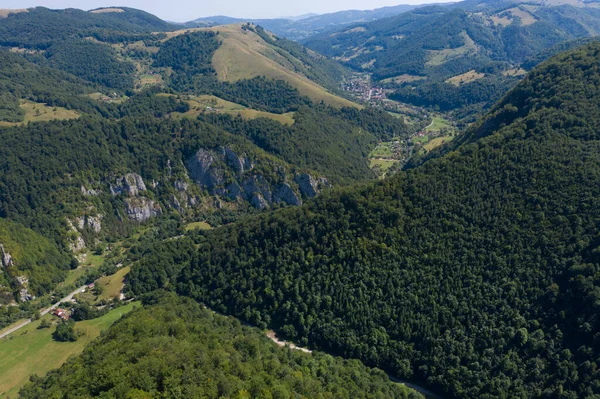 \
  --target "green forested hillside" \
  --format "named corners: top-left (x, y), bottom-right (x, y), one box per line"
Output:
top-left (200, 105), bottom-right (407, 183)
top-left (305, 2), bottom-right (600, 115)
top-left (128, 42), bottom-right (600, 398)
top-left (0, 218), bottom-right (71, 301)
top-left (0, 7), bottom-right (173, 49)
top-left (0, 50), bottom-right (113, 121)
top-left (18, 294), bottom-right (422, 399)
